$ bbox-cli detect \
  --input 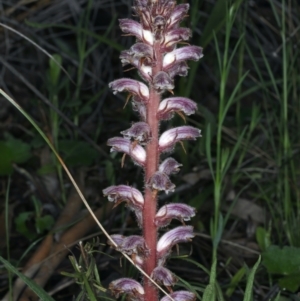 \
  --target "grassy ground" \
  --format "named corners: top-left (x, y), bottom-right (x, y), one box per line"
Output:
top-left (0, 0), bottom-right (300, 300)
